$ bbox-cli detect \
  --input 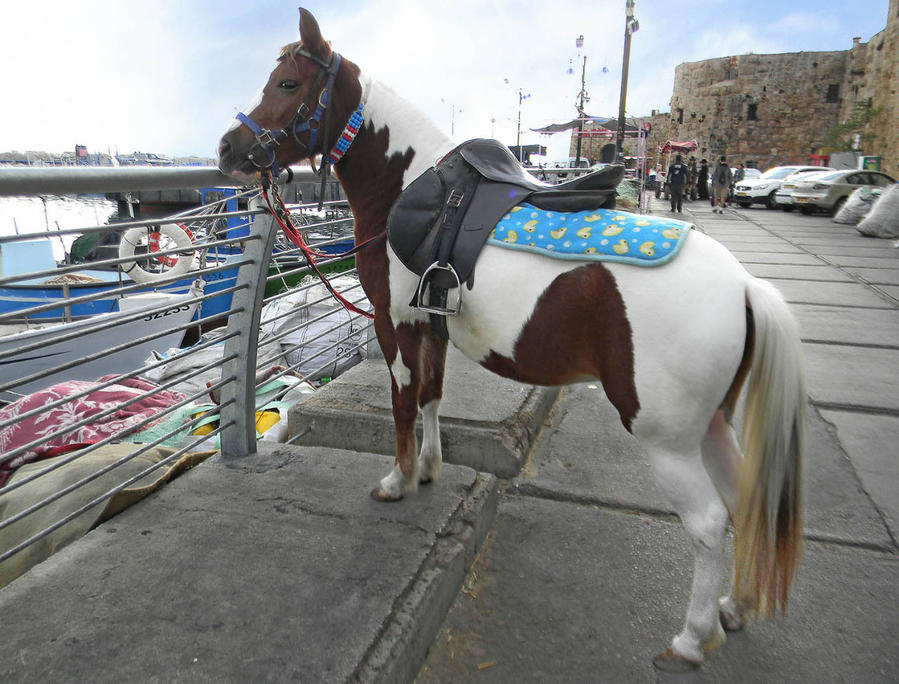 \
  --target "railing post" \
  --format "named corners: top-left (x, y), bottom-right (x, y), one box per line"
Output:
top-left (219, 197), bottom-right (278, 457)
